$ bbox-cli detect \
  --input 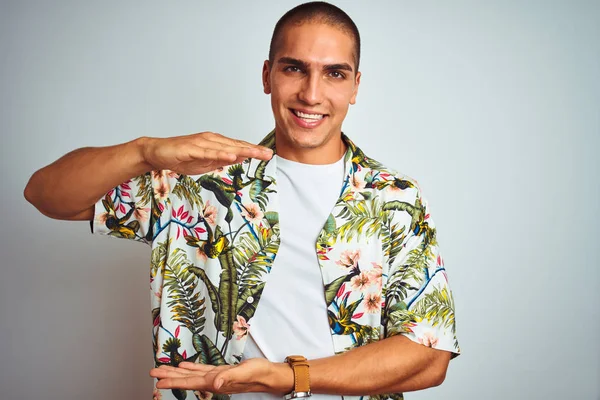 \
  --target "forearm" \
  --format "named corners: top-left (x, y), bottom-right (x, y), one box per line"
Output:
top-left (270, 335), bottom-right (451, 396)
top-left (24, 137), bottom-right (152, 219)
top-left (150, 336), bottom-right (451, 396)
